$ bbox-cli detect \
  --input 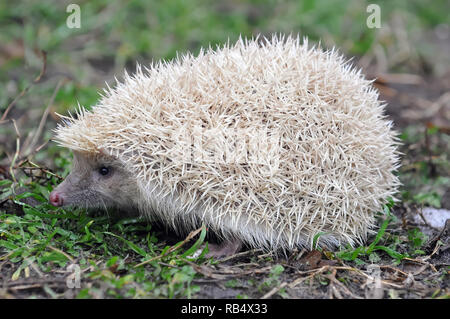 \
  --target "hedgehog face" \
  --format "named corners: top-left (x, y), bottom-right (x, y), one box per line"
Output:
top-left (49, 151), bottom-right (139, 211)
